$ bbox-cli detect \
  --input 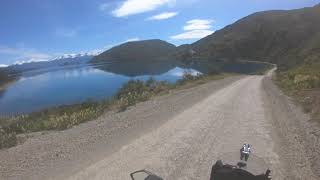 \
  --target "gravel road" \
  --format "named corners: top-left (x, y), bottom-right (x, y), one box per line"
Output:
top-left (1, 73), bottom-right (319, 180)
